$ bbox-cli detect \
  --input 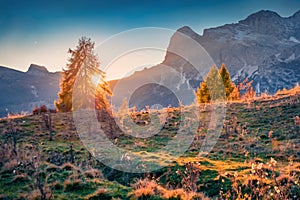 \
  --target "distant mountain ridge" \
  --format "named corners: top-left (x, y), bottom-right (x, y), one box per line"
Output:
top-left (0, 64), bottom-right (61, 117)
